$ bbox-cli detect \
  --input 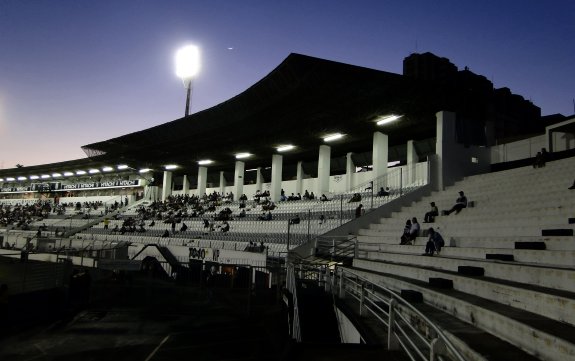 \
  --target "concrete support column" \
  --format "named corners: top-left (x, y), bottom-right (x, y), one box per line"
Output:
top-left (234, 161), bottom-right (245, 199)
top-left (256, 167), bottom-right (263, 192)
top-left (219, 171), bottom-right (226, 196)
top-left (271, 155), bottom-right (283, 202)
top-left (407, 140), bottom-right (417, 185)
top-left (182, 175), bottom-right (189, 196)
top-left (435, 111), bottom-right (457, 190)
top-left (197, 166), bottom-right (207, 197)
top-left (372, 132), bottom-right (389, 181)
top-left (161, 171), bottom-right (172, 201)
top-left (345, 152), bottom-right (354, 191)
top-left (317, 145), bottom-right (331, 196)
top-left (295, 161), bottom-right (303, 195)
